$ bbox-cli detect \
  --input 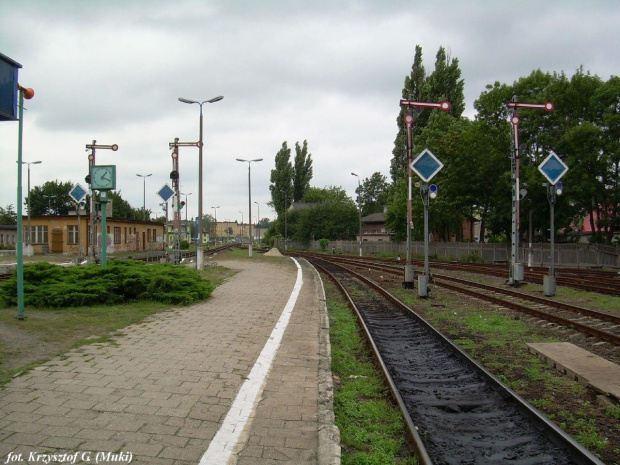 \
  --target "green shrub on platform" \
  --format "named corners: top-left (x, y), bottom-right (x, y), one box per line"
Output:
top-left (0, 260), bottom-right (213, 308)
